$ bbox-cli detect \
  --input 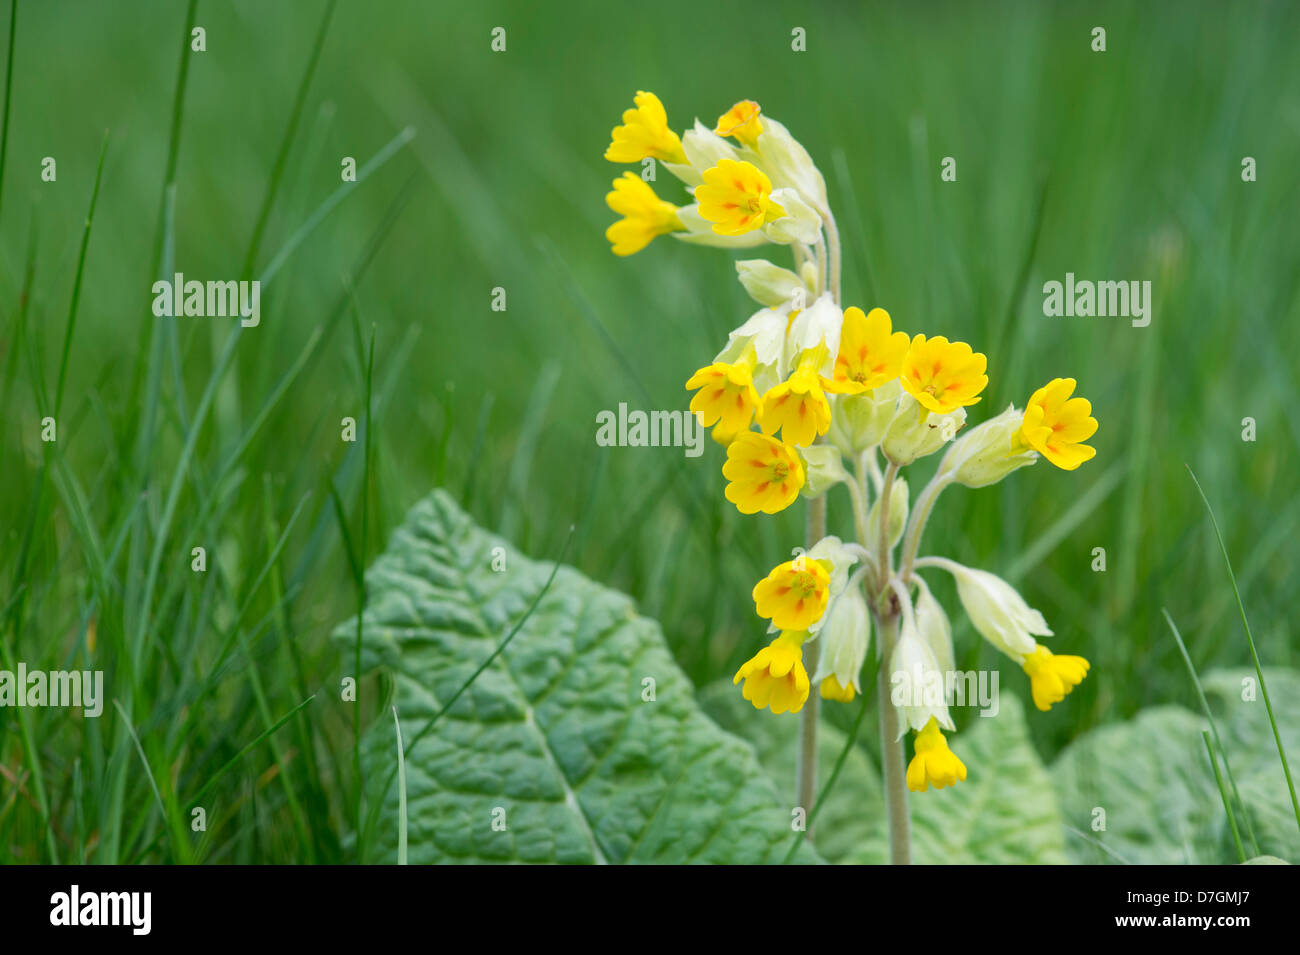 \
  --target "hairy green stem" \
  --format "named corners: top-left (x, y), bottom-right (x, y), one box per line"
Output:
top-left (900, 472), bottom-right (950, 584)
top-left (876, 461), bottom-right (900, 587)
top-left (874, 609), bottom-right (911, 863)
top-left (822, 206), bottom-right (842, 304)
top-left (796, 494), bottom-right (826, 825)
